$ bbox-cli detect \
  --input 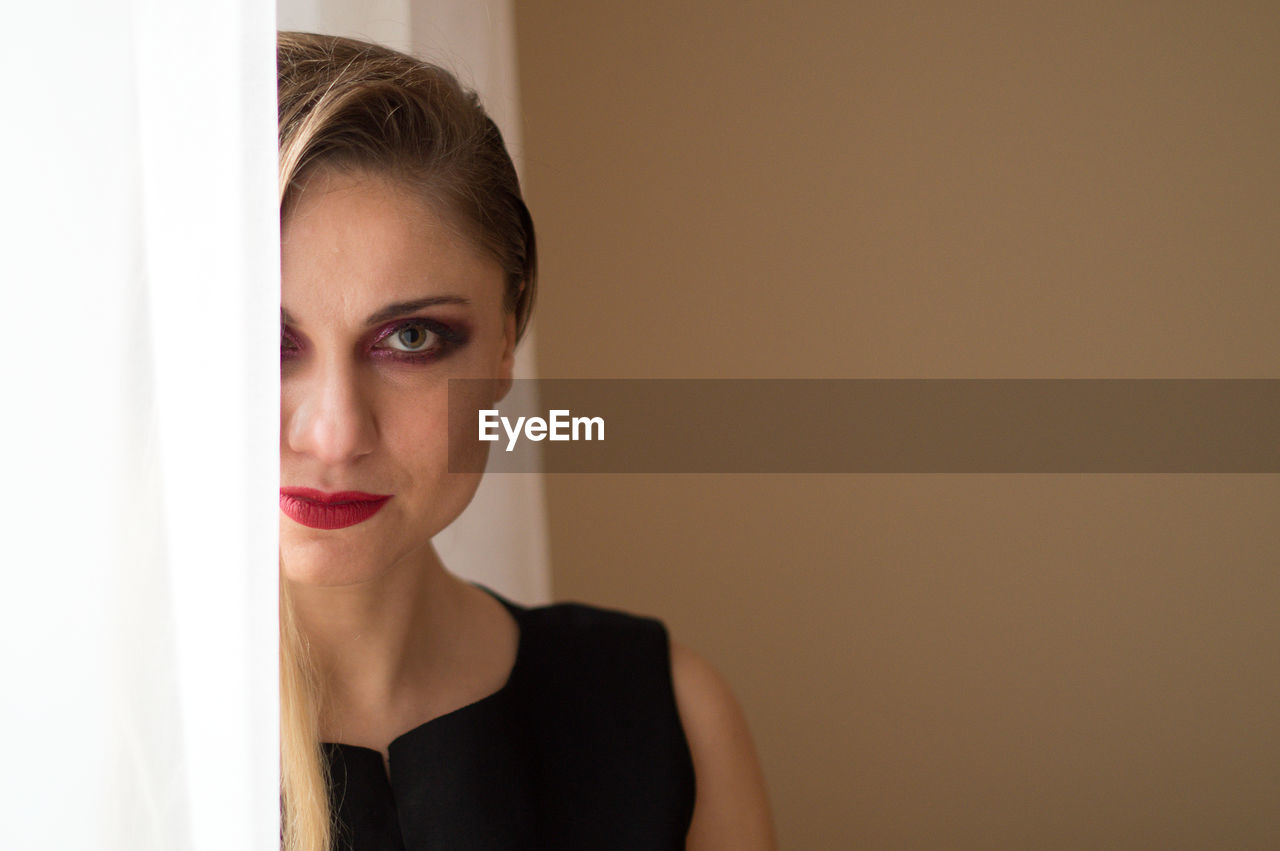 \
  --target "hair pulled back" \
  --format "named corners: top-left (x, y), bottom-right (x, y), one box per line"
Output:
top-left (277, 31), bottom-right (536, 340)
